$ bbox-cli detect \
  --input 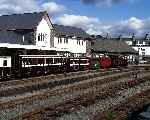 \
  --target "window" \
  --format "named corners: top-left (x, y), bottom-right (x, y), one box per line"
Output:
top-left (38, 34), bottom-right (41, 41)
top-left (64, 37), bottom-right (68, 44)
top-left (132, 40), bottom-right (136, 46)
top-left (66, 38), bottom-right (68, 43)
top-left (58, 37), bottom-right (62, 43)
top-left (42, 34), bottom-right (44, 41)
top-left (60, 38), bottom-right (62, 43)
top-left (38, 33), bottom-right (47, 41)
top-left (142, 52), bottom-right (145, 55)
top-left (139, 41), bottom-right (143, 44)
top-left (40, 33), bottom-right (42, 41)
top-left (3, 60), bottom-right (7, 66)
top-left (82, 41), bottom-right (84, 45)
top-left (77, 40), bottom-right (80, 45)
